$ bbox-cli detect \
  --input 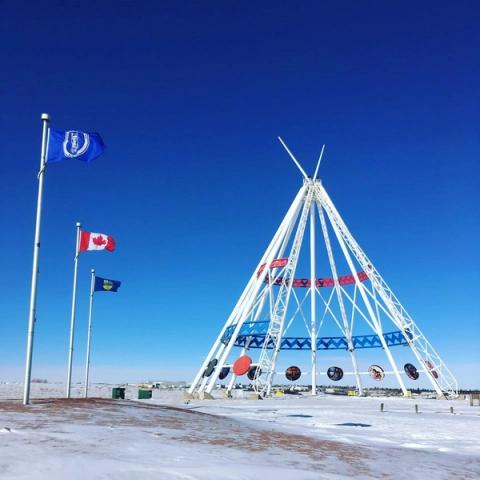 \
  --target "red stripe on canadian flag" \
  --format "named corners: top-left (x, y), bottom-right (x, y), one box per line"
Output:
top-left (79, 231), bottom-right (116, 252)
